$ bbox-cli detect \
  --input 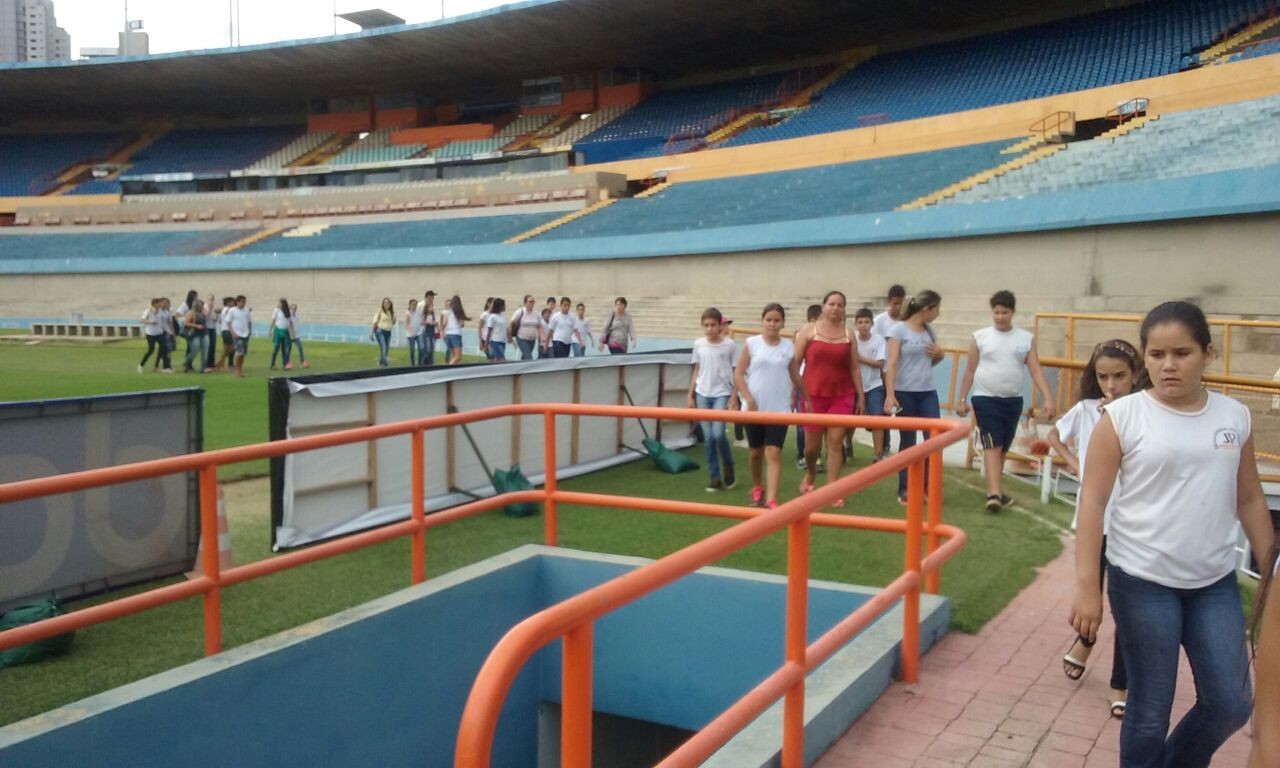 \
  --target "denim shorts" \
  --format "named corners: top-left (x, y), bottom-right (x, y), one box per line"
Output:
top-left (444, 334), bottom-right (463, 352)
top-left (863, 386), bottom-right (886, 420)
top-left (971, 395), bottom-right (1022, 452)
top-left (487, 341), bottom-right (506, 360)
